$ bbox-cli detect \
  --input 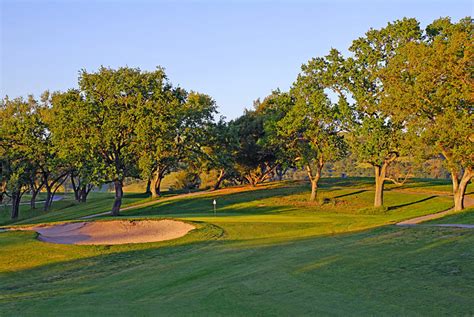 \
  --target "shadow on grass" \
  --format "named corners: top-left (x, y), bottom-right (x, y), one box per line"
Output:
top-left (333, 190), bottom-right (367, 199)
top-left (318, 177), bottom-right (374, 189)
top-left (123, 183), bottom-right (309, 217)
top-left (388, 196), bottom-right (437, 211)
top-left (3, 224), bottom-right (473, 316)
